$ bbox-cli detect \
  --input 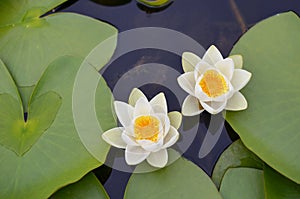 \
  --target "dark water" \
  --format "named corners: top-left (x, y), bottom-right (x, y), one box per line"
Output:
top-left (59, 1), bottom-right (300, 198)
